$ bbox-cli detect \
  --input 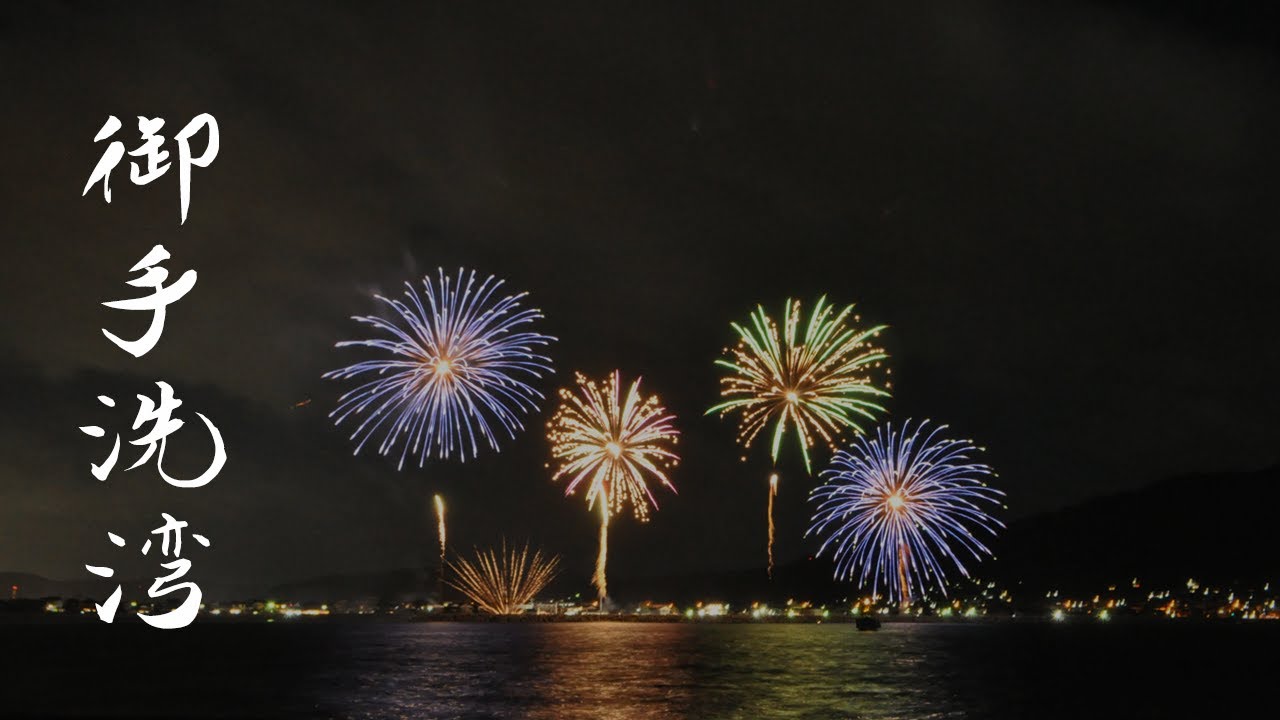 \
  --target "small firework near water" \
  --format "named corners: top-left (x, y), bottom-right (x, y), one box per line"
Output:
top-left (548, 371), bottom-right (680, 601)
top-left (808, 420), bottom-right (1005, 605)
top-left (324, 268), bottom-right (555, 469)
top-left (446, 541), bottom-right (561, 615)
